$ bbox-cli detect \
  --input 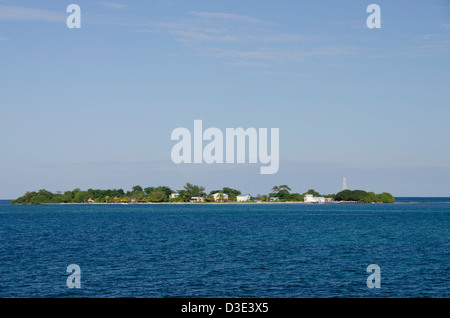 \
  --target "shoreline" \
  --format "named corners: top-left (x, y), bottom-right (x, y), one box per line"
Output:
top-left (12, 201), bottom-right (381, 205)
